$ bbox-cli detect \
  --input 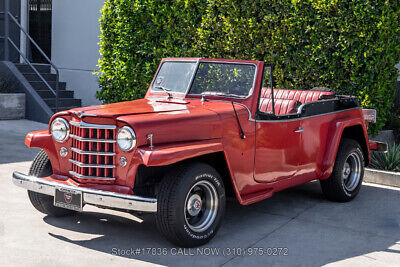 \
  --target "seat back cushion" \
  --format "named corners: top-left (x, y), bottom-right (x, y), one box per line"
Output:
top-left (261, 88), bottom-right (334, 104)
top-left (259, 98), bottom-right (301, 115)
